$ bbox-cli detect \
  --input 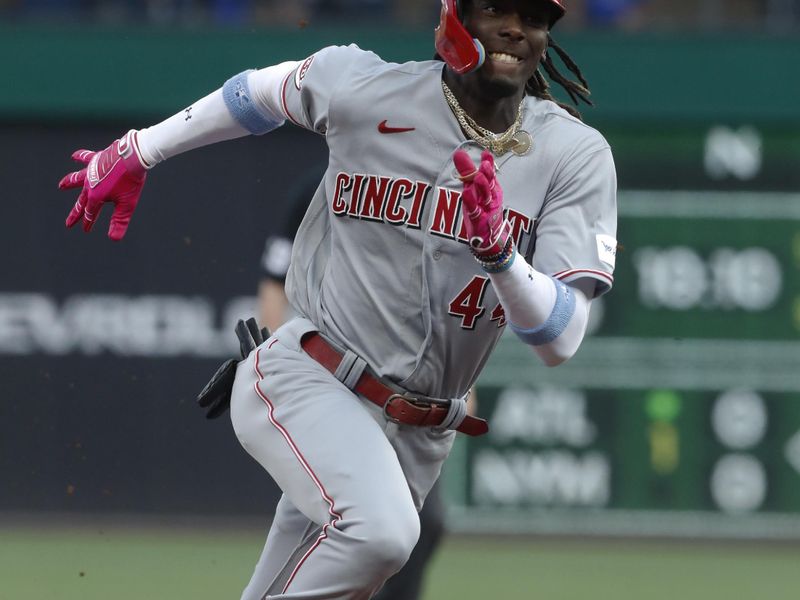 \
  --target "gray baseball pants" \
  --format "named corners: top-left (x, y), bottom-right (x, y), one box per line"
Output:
top-left (230, 317), bottom-right (455, 599)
